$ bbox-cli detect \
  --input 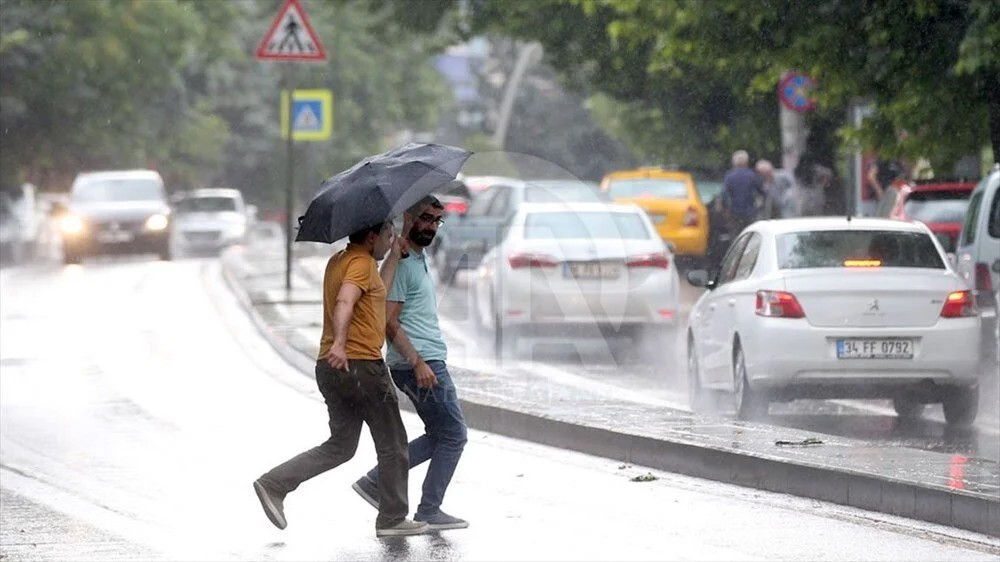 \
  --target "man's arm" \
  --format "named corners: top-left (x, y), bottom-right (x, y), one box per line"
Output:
top-left (326, 282), bottom-right (363, 370)
top-left (379, 217), bottom-right (412, 288)
top-left (386, 300), bottom-right (438, 388)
